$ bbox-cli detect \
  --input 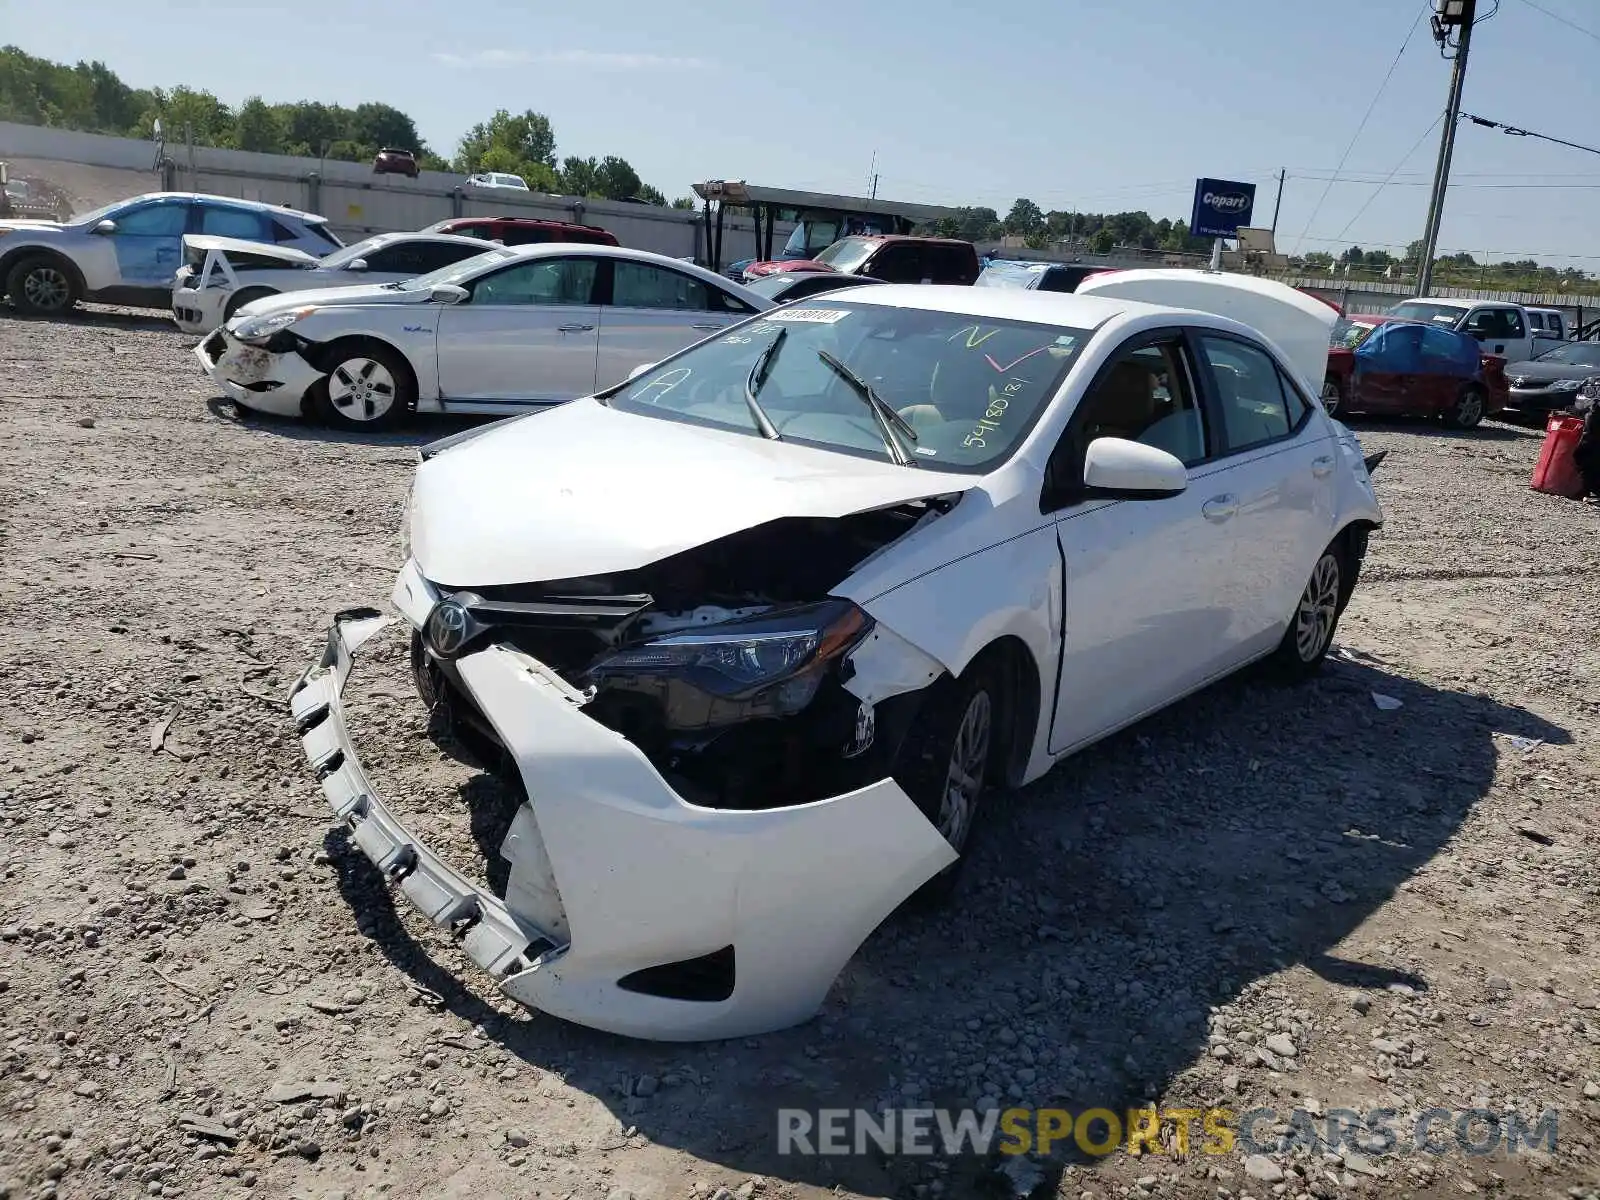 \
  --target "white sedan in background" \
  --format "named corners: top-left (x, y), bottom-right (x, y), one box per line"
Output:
top-left (195, 244), bottom-right (772, 429)
top-left (291, 271), bottom-right (1386, 1041)
top-left (171, 230), bottom-right (493, 334)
